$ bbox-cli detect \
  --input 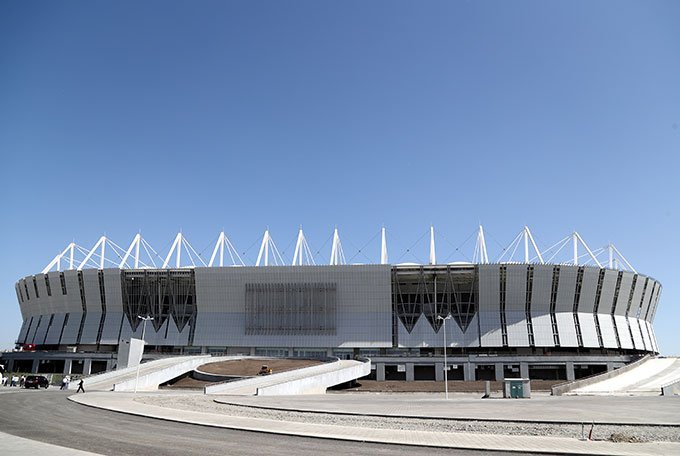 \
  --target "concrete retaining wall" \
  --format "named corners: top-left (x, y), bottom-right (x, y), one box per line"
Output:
top-left (551, 354), bottom-right (651, 396)
top-left (256, 359), bottom-right (370, 395)
top-left (112, 356), bottom-right (234, 392)
top-left (661, 378), bottom-right (680, 396)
